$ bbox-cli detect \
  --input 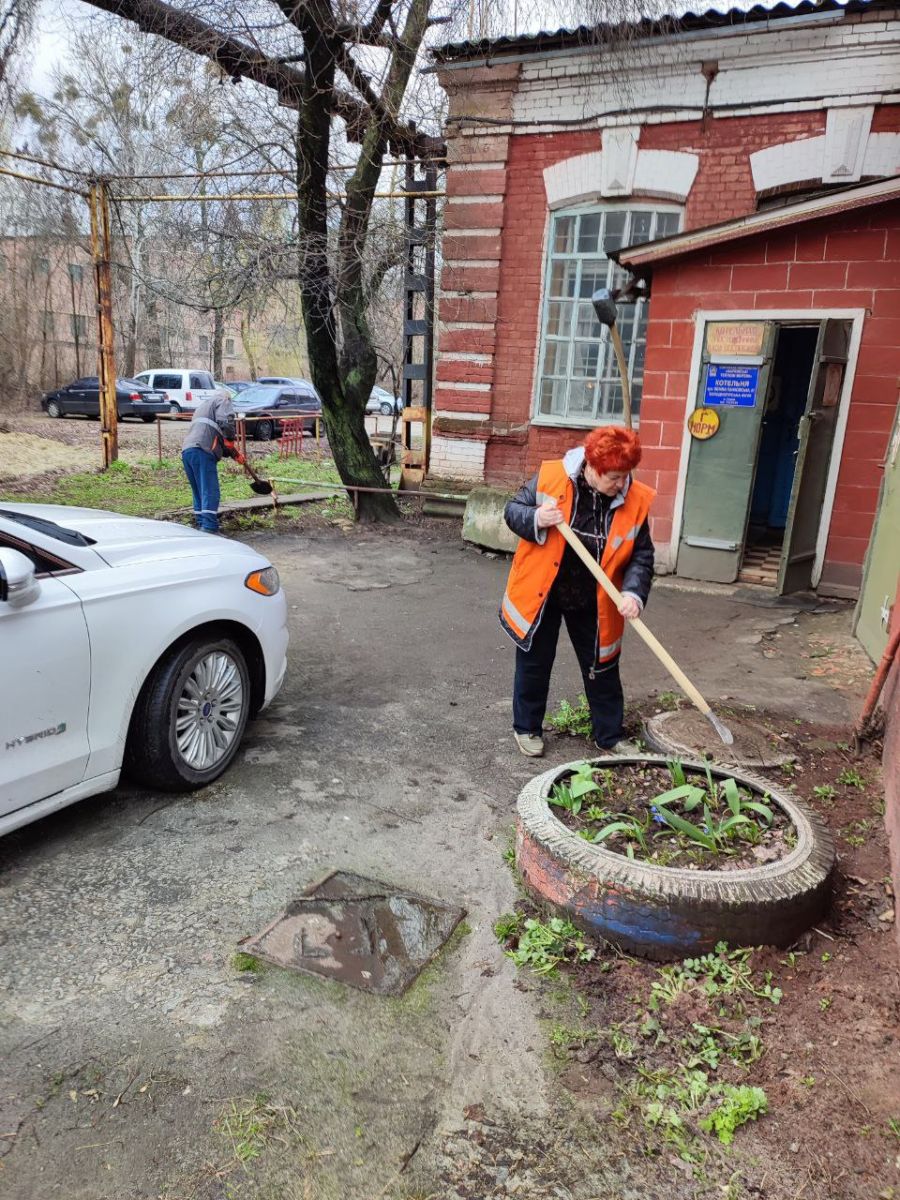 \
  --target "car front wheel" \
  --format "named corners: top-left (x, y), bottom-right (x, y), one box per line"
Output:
top-left (254, 419), bottom-right (273, 441)
top-left (46, 400), bottom-right (64, 418)
top-left (170, 402), bottom-right (182, 414)
top-left (380, 401), bottom-right (393, 416)
top-left (124, 636), bottom-right (251, 792)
